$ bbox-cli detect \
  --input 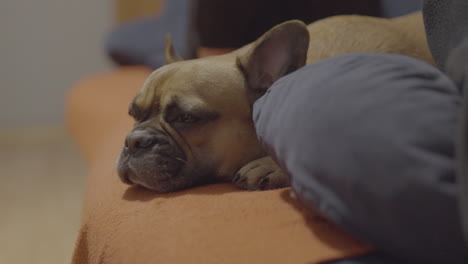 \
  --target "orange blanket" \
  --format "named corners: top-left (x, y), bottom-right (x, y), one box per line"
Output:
top-left (67, 66), bottom-right (373, 264)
